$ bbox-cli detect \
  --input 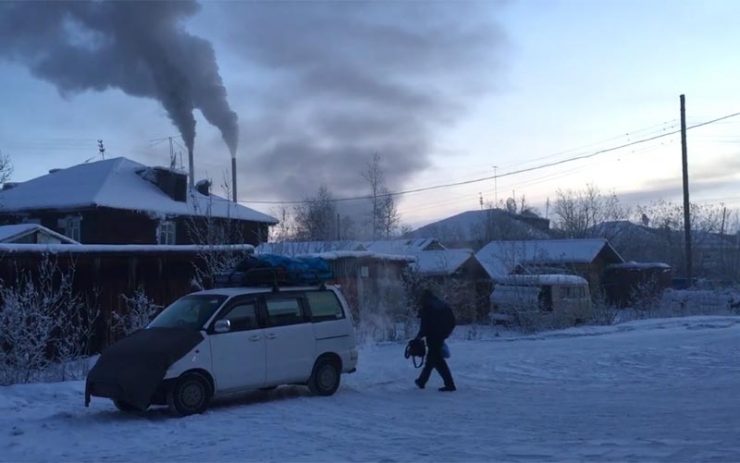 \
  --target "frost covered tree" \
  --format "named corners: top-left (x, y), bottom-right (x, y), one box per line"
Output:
top-left (0, 149), bottom-right (12, 185)
top-left (553, 184), bottom-right (628, 238)
top-left (113, 287), bottom-right (161, 336)
top-left (632, 200), bottom-right (739, 280)
top-left (186, 185), bottom-right (252, 289)
top-left (0, 254), bottom-right (96, 384)
top-left (293, 185), bottom-right (338, 241)
top-left (362, 154), bottom-right (400, 239)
